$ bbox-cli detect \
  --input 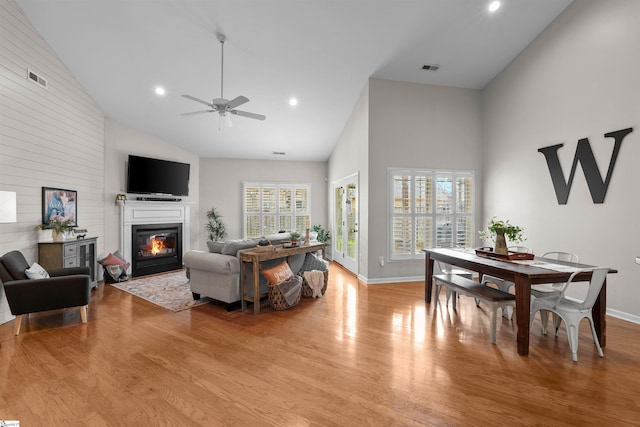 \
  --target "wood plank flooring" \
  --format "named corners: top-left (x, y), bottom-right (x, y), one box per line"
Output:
top-left (1, 262), bottom-right (639, 426)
